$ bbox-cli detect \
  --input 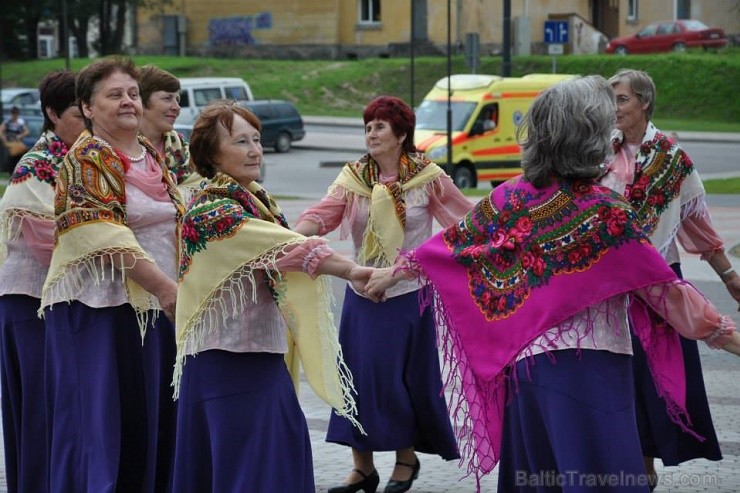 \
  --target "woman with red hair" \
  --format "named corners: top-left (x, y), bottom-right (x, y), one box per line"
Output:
top-left (295, 95), bottom-right (473, 493)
